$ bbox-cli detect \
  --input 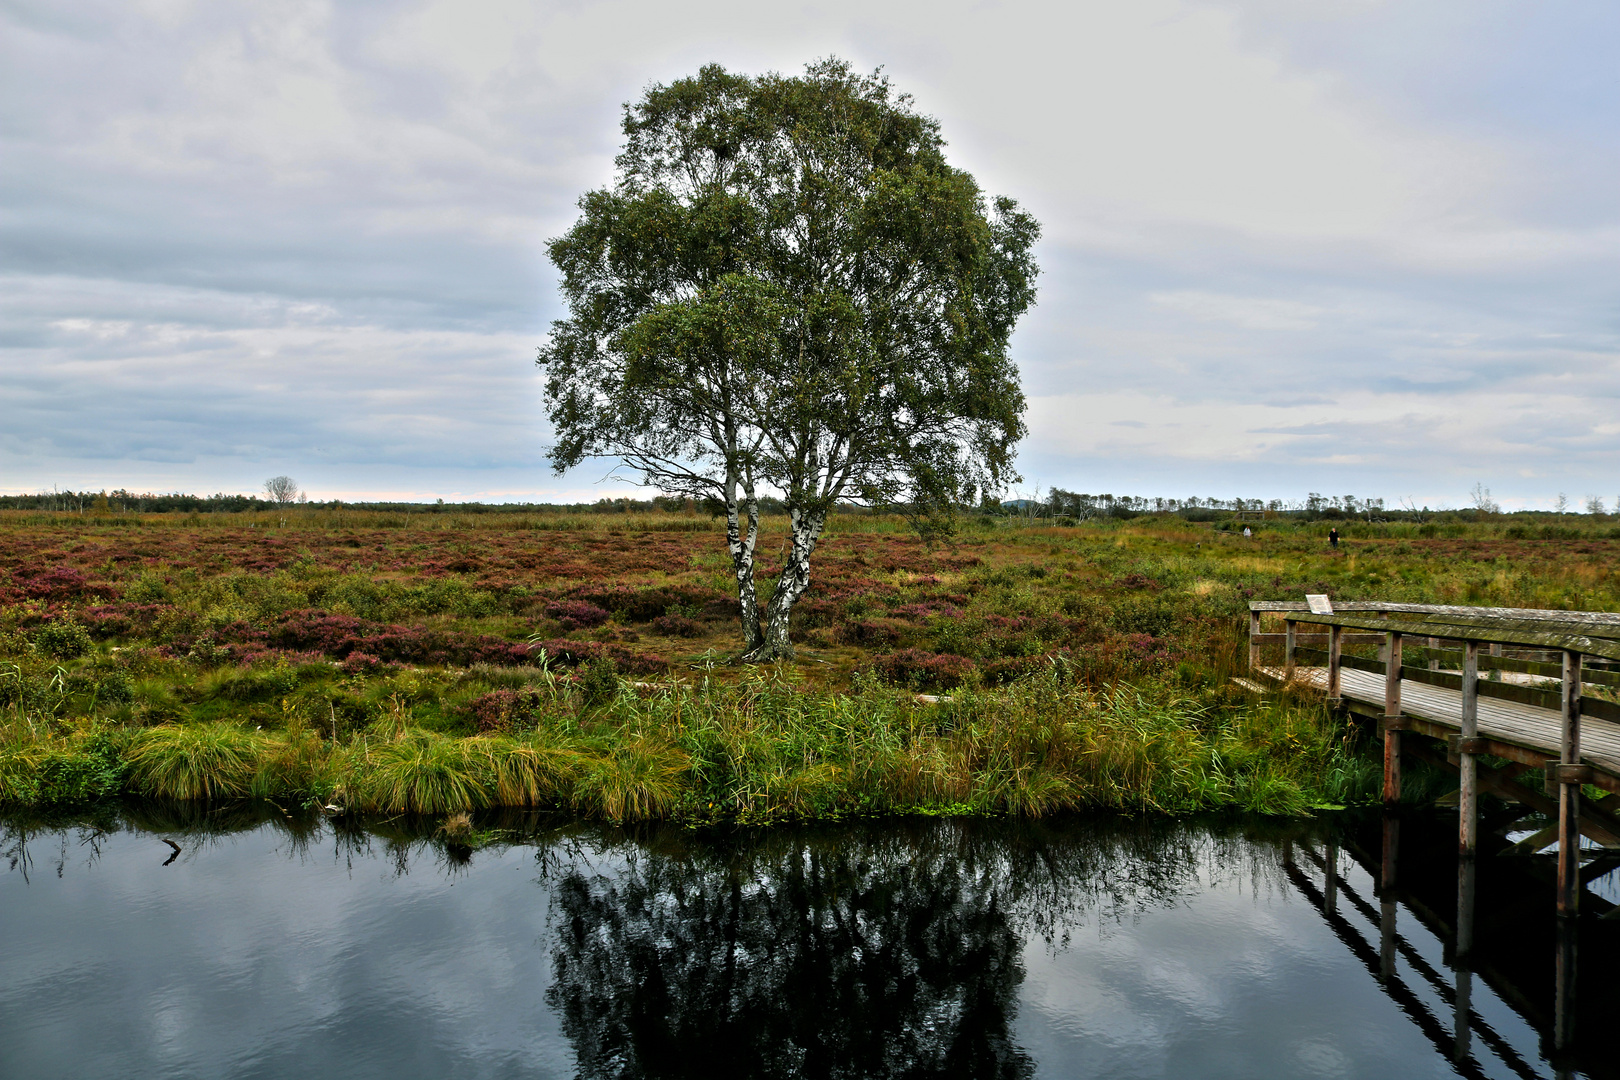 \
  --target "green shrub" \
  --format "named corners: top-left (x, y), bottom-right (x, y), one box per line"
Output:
top-left (35, 621), bottom-right (91, 659)
top-left (35, 733), bottom-right (127, 804)
top-left (95, 669), bottom-right (135, 704)
top-left (124, 572), bottom-right (172, 603)
top-left (579, 658), bottom-right (621, 709)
